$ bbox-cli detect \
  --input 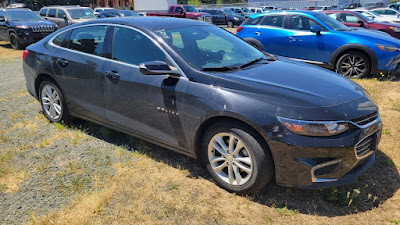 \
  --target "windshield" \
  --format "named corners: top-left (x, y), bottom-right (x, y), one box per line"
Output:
top-left (67, 9), bottom-right (96, 19)
top-left (314, 13), bottom-right (350, 31)
top-left (315, 7), bottom-right (323, 10)
top-left (4, 11), bottom-right (43, 21)
top-left (224, 9), bottom-right (236, 16)
top-left (183, 6), bottom-right (198, 12)
top-left (120, 11), bottom-right (138, 16)
top-left (102, 11), bottom-right (120, 17)
top-left (242, 7), bottom-right (250, 12)
top-left (155, 25), bottom-right (266, 70)
top-left (354, 11), bottom-right (374, 22)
